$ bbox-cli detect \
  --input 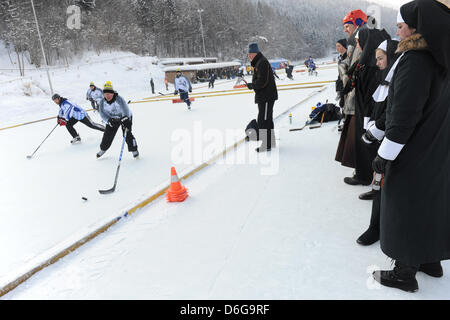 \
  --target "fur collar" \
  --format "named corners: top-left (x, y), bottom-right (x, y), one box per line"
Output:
top-left (436, 0), bottom-right (450, 9)
top-left (396, 33), bottom-right (428, 54)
